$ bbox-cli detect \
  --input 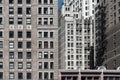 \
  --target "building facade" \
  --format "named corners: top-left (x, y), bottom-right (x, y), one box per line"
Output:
top-left (95, 0), bottom-right (120, 69)
top-left (59, 0), bottom-right (95, 70)
top-left (59, 69), bottom-right (120, 80)
top-left (0, 0), bottom-right (58, 79)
